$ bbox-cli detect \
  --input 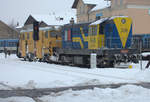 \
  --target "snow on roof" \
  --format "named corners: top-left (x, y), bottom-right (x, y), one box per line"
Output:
top-left (16, 25), bottom-right (23, 29)
top-left (90, 17), bottom-right (108, 25)
top-left (82, 0), bottom-right (100, 5)
top-left (20, 26), bottom-right (56, 33)
top-left (91, 0), bottom-right (111, 11)
top-left (31, 11), bottom-right (76, 26)
top-left (90, 16), bottom-right (130, 25)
